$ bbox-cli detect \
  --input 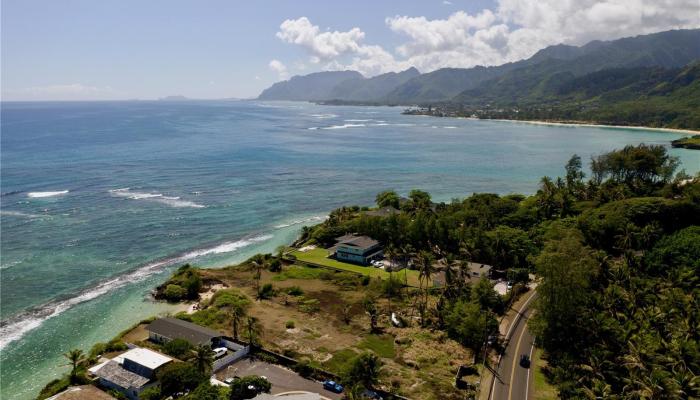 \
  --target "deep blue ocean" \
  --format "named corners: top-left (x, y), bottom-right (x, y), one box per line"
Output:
top-left (1, 100), bottom-right (698, 399)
